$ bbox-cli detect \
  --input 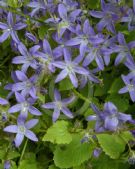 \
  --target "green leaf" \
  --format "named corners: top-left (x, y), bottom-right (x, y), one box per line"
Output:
top-left (18, 153), bottom-right (37, 169)
top-left (54, 134), bottom-right (94, 168)
top-left (59, 78), bottom-right (74, 91)
top-left (11, 161), bottom-right (18, 169)
top-left (91, 153), bottom-right (129, 169)
top-left (7, 0), bottom-right (22, 7)
top-left (42, 120), bottom-right (72, 144)
top-left (97, 134), bottom-right (126, 159)
top-left (73, 164), bottom-right (86, 169)
top-left (0, 148), bottom-right (6, 159)
top-left (48, 165), bottom-right (59, 169)
top-left (7, 151), bottom-right (20, 160)
top-left (108, 78), bottom-right (124, 94)
top-left (86, 0), bottom-right (100, 9)
top-left (18, 160), bottom-right (37, 169)
top-left (120, 131), bottom-right (134, 143)
top-left (38, 26), bottom-right (49, 40)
